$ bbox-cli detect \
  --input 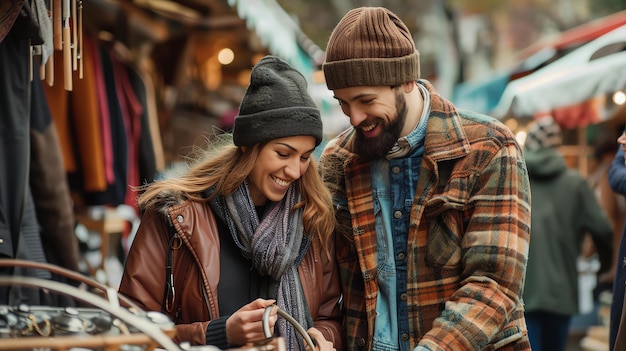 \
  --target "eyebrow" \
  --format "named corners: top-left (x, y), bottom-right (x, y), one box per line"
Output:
top-left (275, 142), bottom-right (315, 154)
top-left (333, 92), bottom-right (377, 102)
